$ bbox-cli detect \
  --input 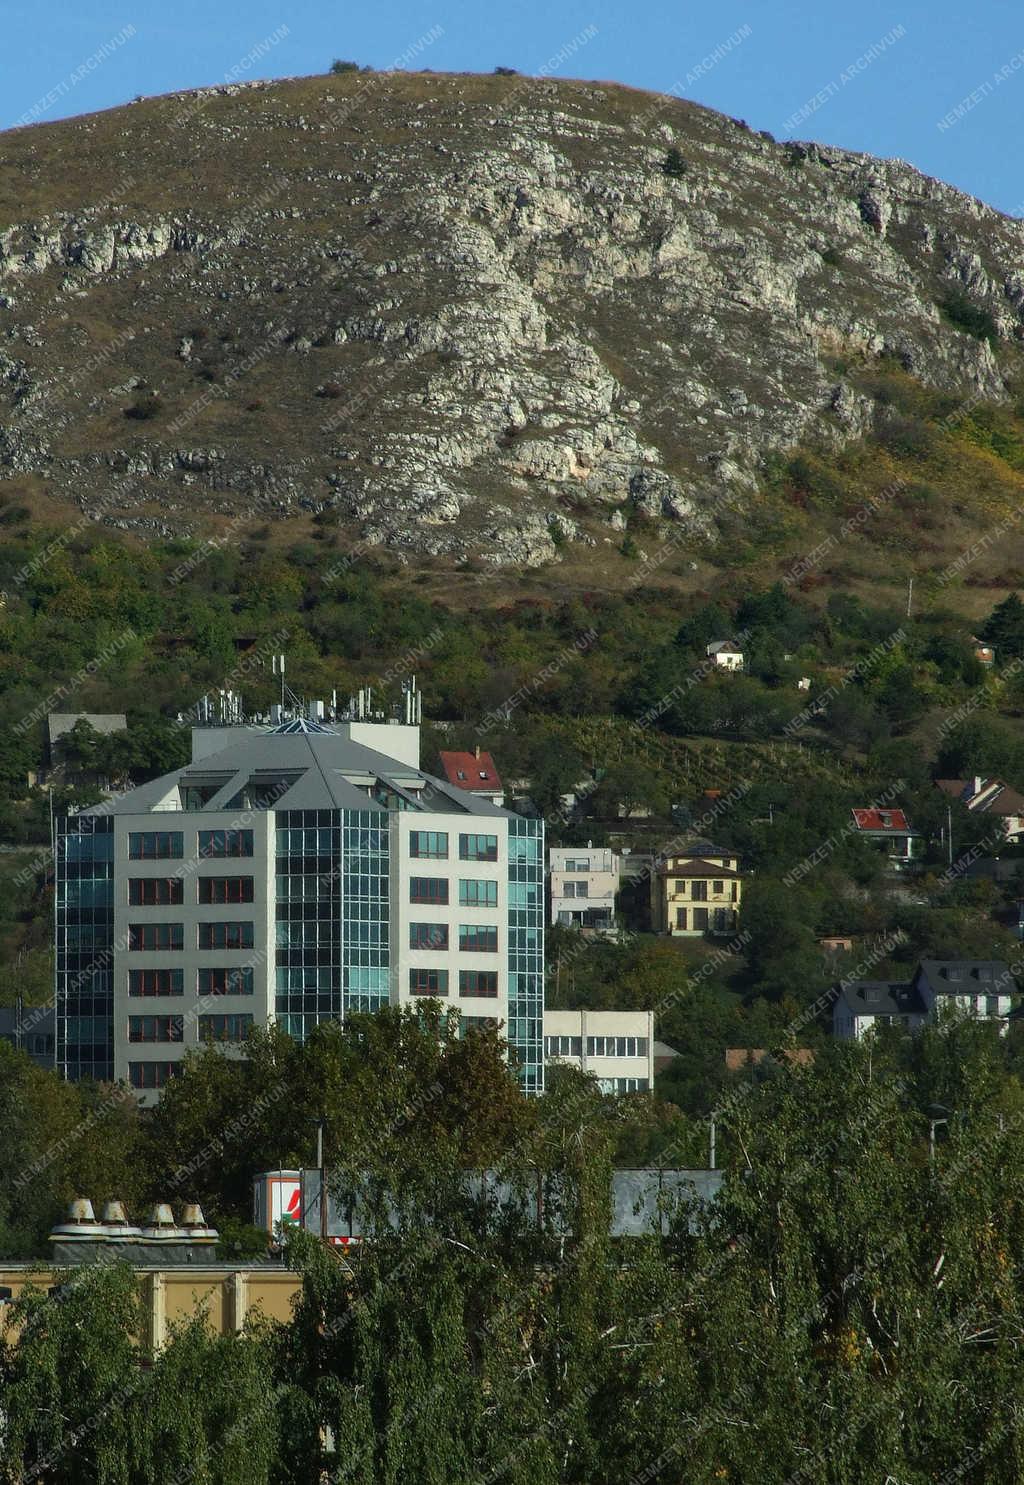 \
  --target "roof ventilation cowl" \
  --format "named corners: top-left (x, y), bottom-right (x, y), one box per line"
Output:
top-left (180, 1203), bottom-right (219, 1245)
